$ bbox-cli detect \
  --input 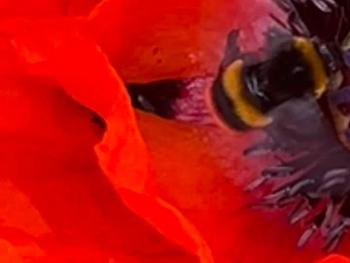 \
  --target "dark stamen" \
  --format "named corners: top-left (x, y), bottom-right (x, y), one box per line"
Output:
top-left (273, 0), bottom-right (350, 43)
top-left (244, 95), bottom-right (350, 250)
top-left (127, 79), bottom-right (183, 117)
